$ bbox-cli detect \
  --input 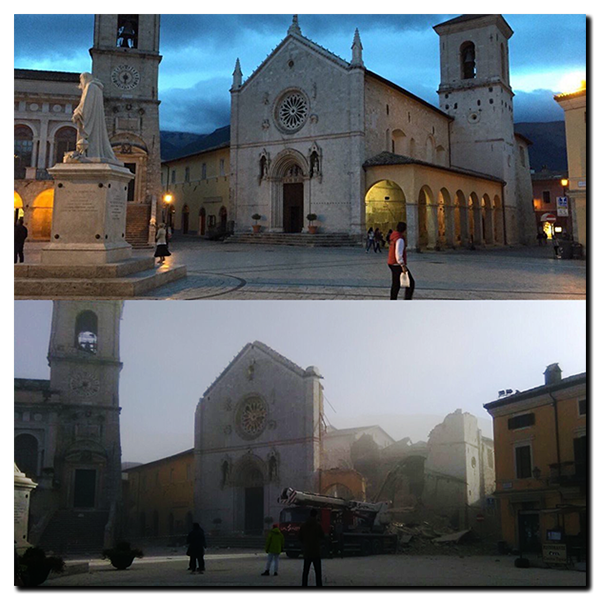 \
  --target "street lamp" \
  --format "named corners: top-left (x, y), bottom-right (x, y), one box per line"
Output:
top-left (162, 193), bottom-right (173, 232)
